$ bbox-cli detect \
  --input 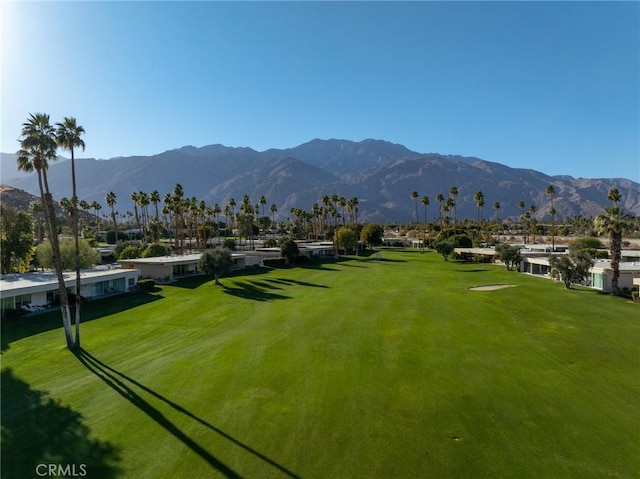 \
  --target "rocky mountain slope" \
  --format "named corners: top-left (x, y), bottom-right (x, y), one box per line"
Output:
top-left (2, 139), bottom-right (638, 223)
